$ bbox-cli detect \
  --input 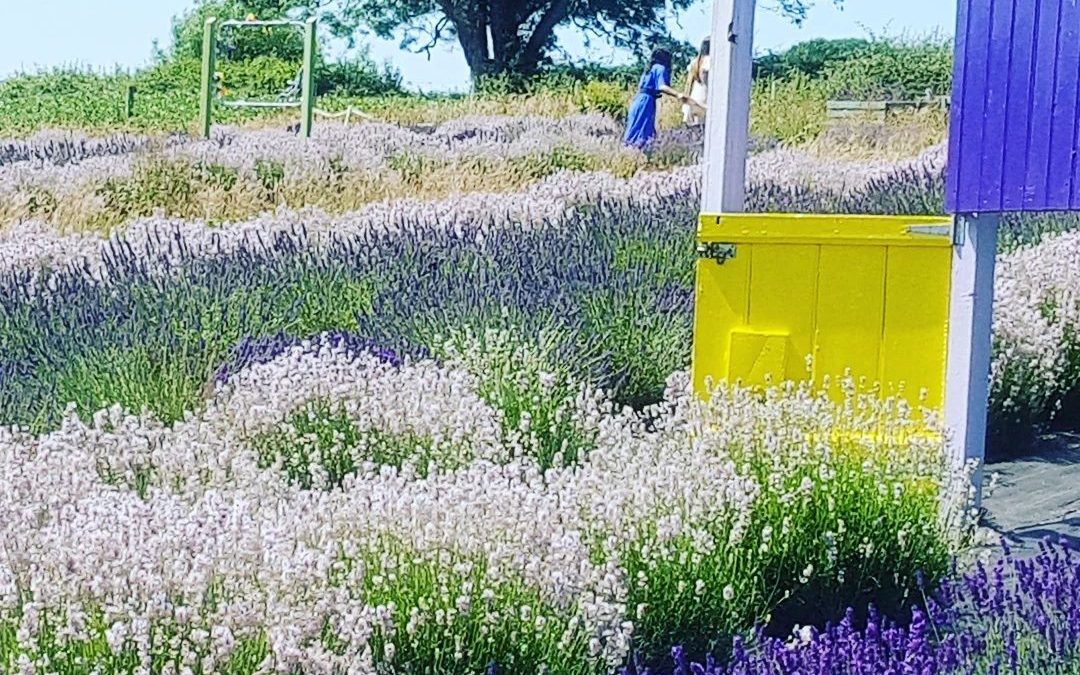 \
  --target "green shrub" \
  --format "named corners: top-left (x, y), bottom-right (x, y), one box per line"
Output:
top-left (316, 51), bottom-right (403, 97)
top-left (575, 80), bottom-right (630, 121)
top-left (822, 39), bottom-right (953, 100)
top-left (754, 39), bottom-right (874, 80)
top-left (751, 73), bottom-right (828, 145)
top-left (169, 0), bottom-right (305, 62)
